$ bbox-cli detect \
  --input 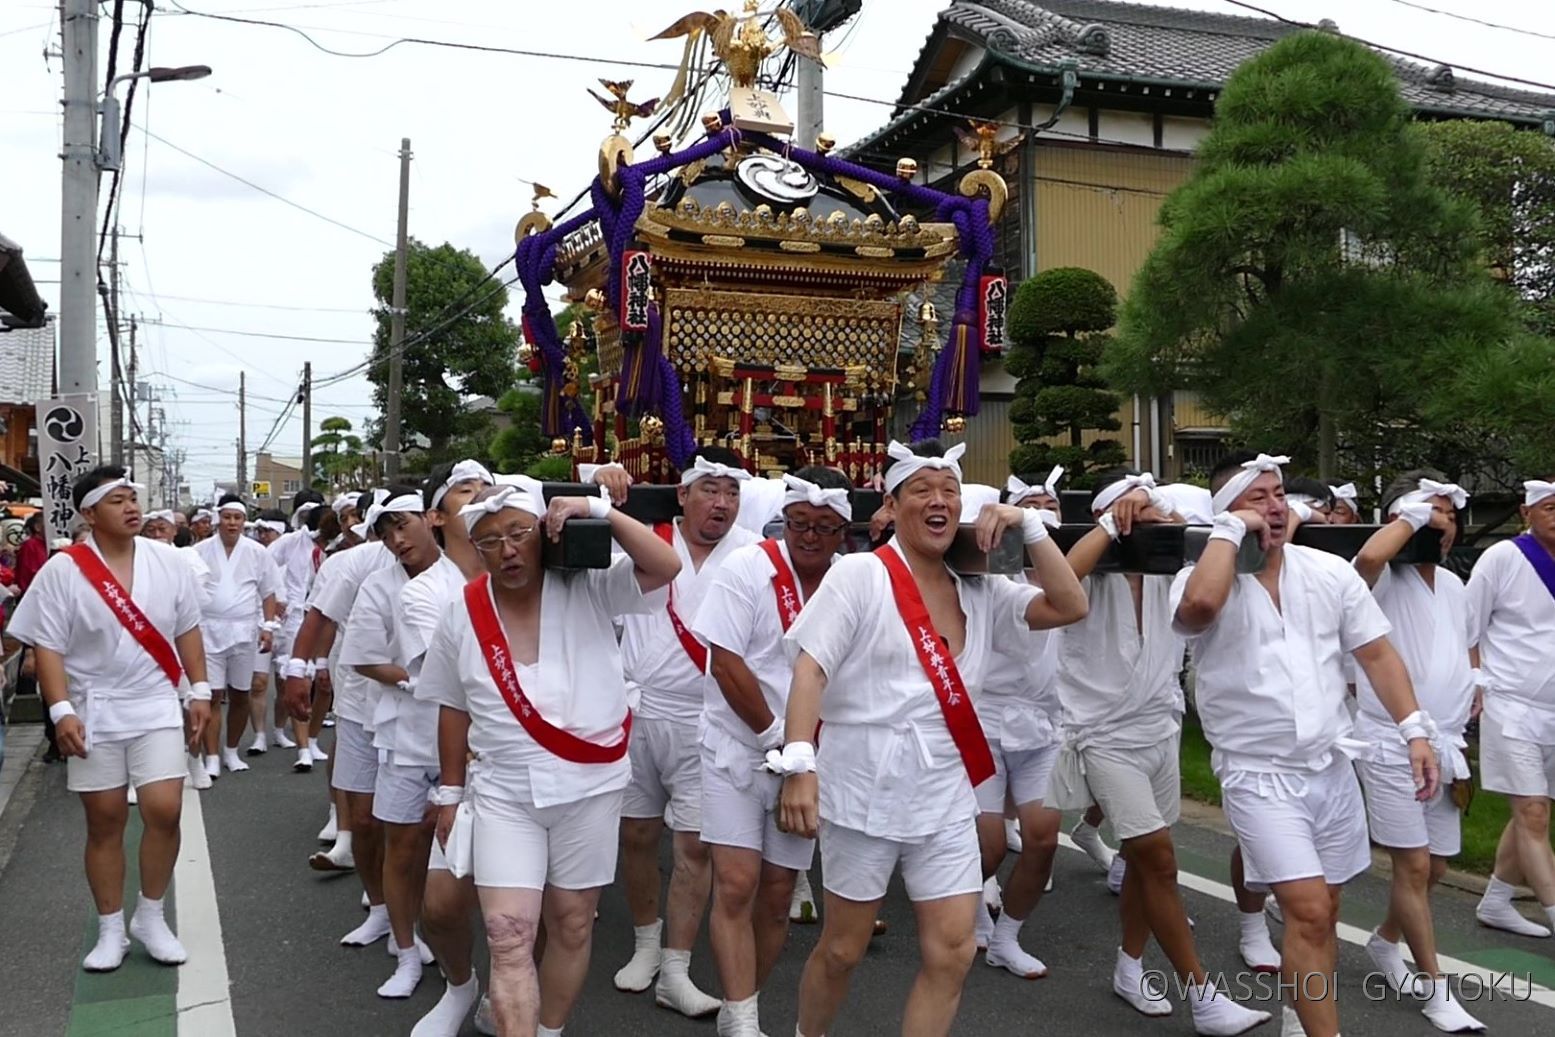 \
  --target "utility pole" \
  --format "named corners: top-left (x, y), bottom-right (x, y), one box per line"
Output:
top-left (59, 0), bottom-right (100, 404)
top-left (126, 316), bottom-right (137, 478)
top-left (238, 370), bottom-right (247, 488)
top-left (108, 226), bottom-right (123, 464)
top-left (383, 137), bottom-right (412, 481)
top-left (301, 361), bottom-right (313, 488)
top-left (796, 32), bottom-right (825, 149)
